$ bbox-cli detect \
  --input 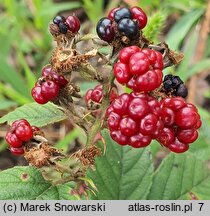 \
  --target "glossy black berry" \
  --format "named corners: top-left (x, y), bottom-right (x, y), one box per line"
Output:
top-left (172, 76), bottom-right (183, 89)
top-left (163, 79), bottom-right (173, 92)
top-left (53, 15), bottom-right (65, 25)
top-left (164, 74), bottom-right (173, 82)
top-left (96, 17), bottom-right (115, 42)
top-left (117, 18), bottom-right (139, 39)
top-left (176, 84), bottom-right (188, 98)
top-left (114, 7), bottom-right (132, 23)
top-left (58, 22), bottom-right (68, 34)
